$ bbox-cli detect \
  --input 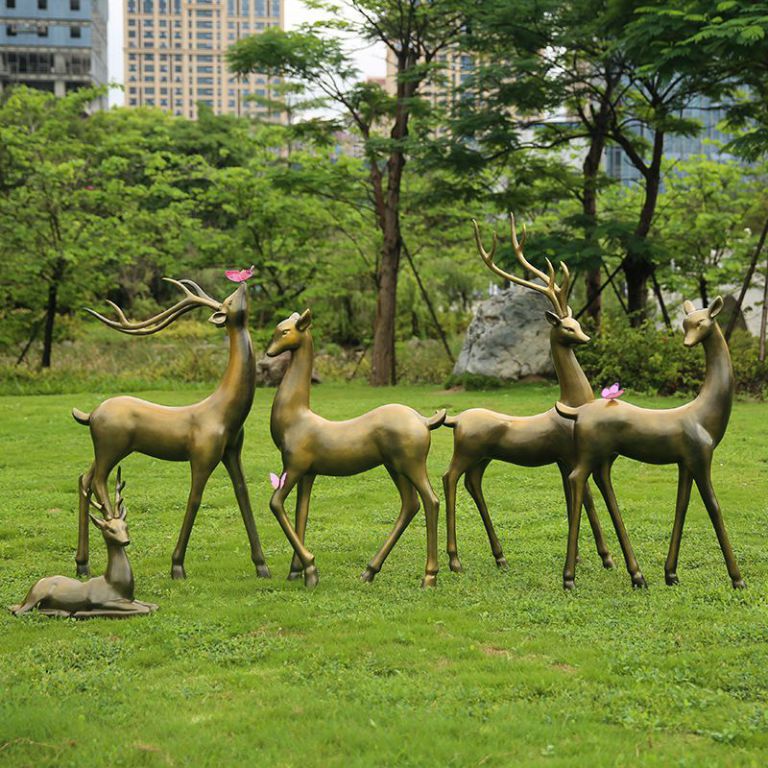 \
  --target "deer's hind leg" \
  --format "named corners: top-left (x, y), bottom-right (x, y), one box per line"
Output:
top-left (287, 474), bottom-right (316, 581)
top-left (76, 465), bottom-right (95, 577)
top-left (442, 453), bottom-right (472, 574)
top-left (464, 459), bottom-right (507, 571)
top-left (403, 464), bottom-right (440, 589)
top-left (362, 467), bottom-right (420, 583)
top-left (665, 464), bottom-right (693, 585)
